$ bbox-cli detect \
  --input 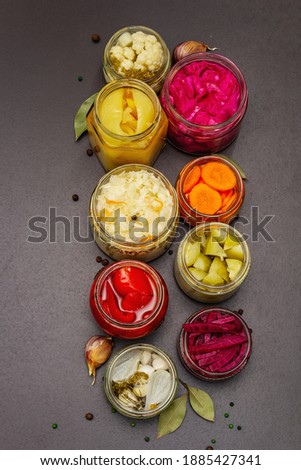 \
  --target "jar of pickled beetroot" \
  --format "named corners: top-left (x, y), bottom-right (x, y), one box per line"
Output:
top-left (160, 53), bottom-right (248, 154)
top-left (178, 307), bottom-right (252, 381)
top-left (174, 222), bottom-right (251, 303)
top-left (103, 26), bottom-right (171, 93)
top-left (90, 260), bottom-right (169, 339)
top-left (104, 343), bottom-right (178, 418)
top-left (89, 164), bottom-right (179, 261)
top-left (87, 79), bottom-right (168, 172)
top-left (176, 155), bottom-right (245, 225)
